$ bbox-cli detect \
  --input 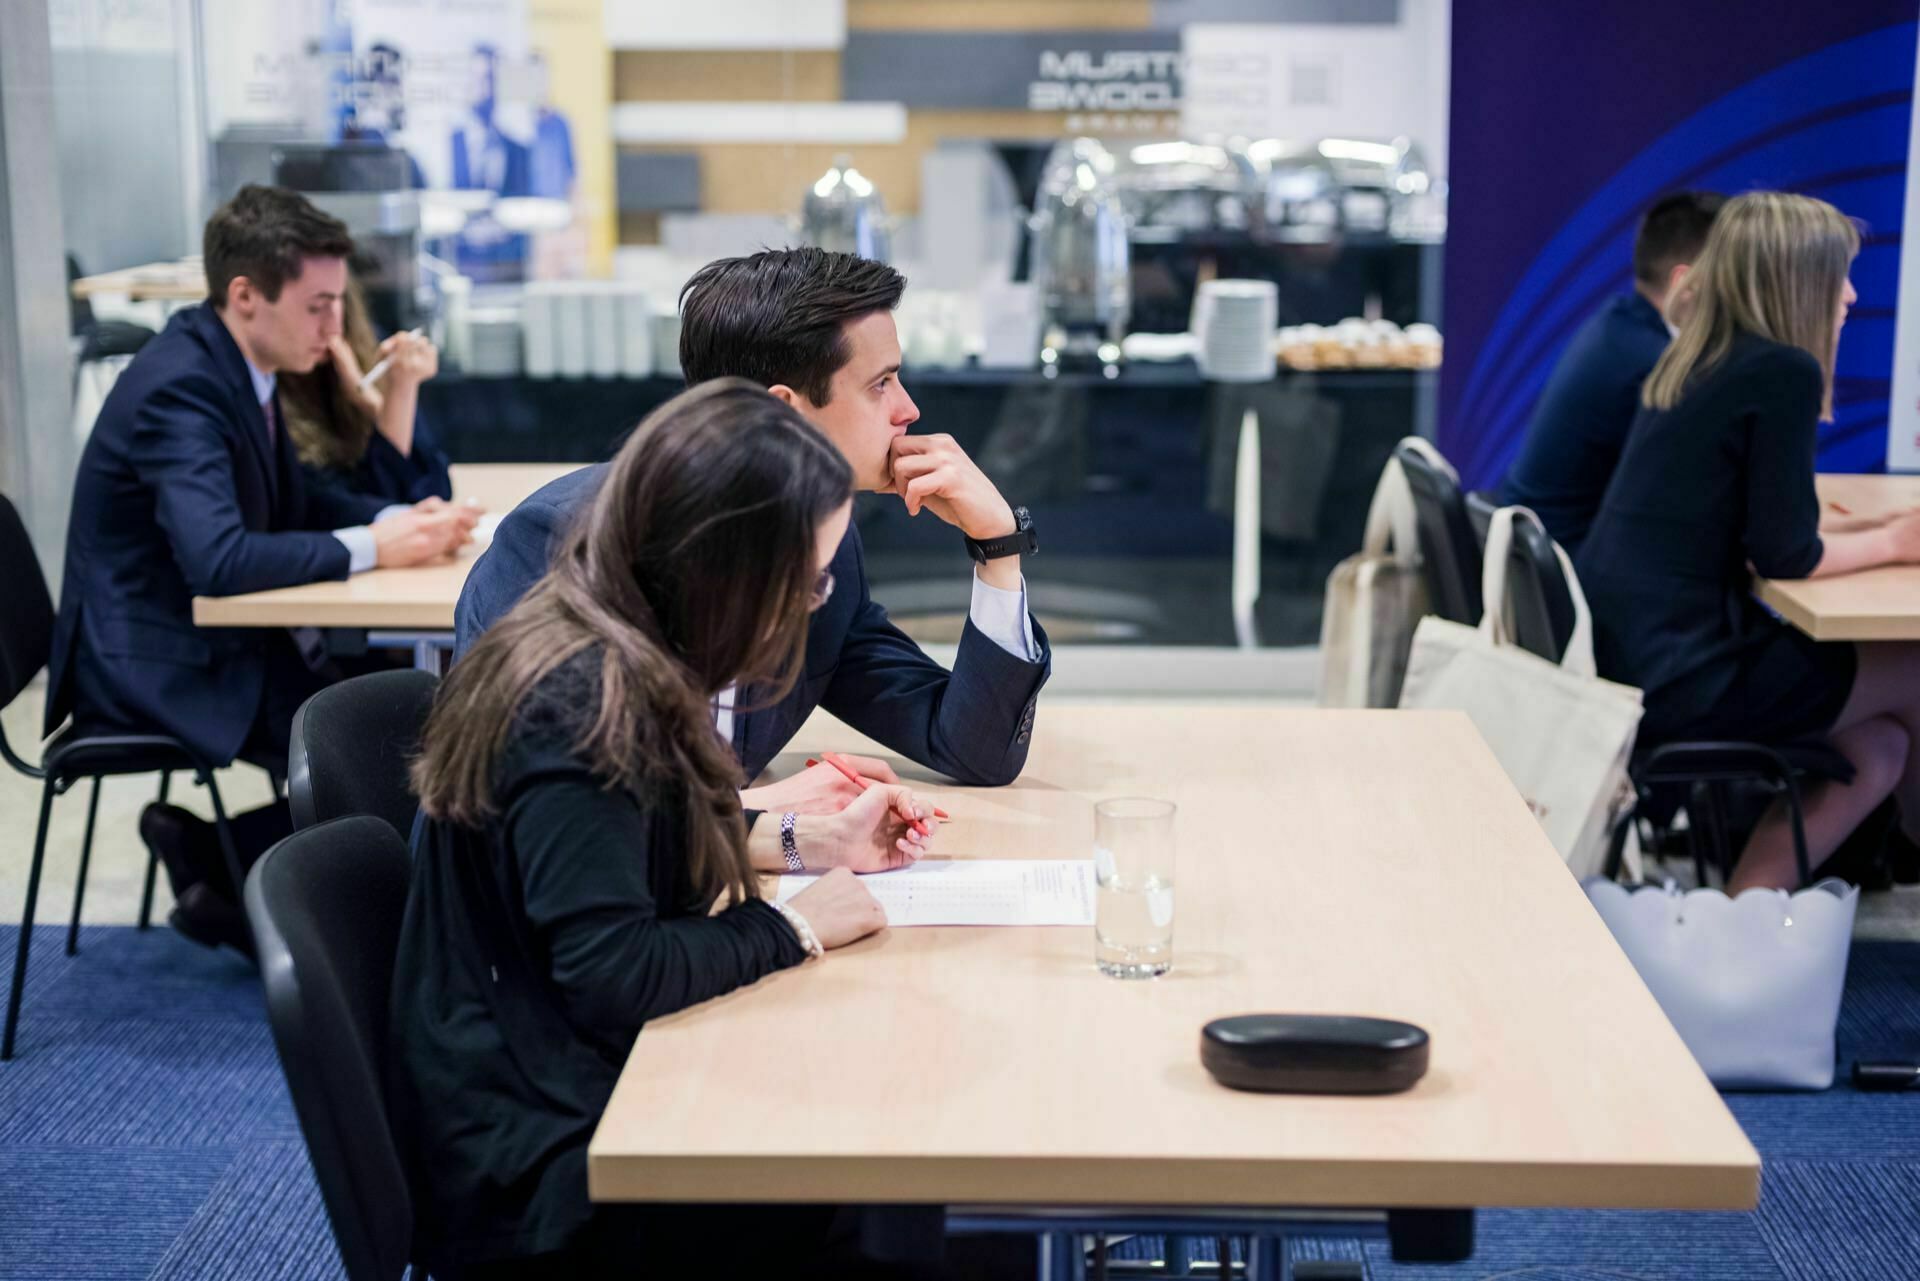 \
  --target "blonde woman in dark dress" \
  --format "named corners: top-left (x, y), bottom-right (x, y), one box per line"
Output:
top-left (1579, 191), bottom-right (1920, 892)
